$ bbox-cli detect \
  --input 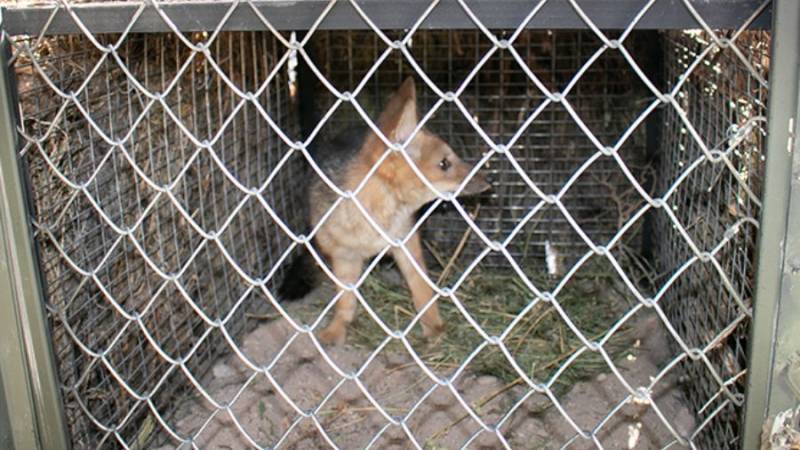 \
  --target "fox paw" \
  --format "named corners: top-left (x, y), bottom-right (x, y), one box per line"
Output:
top-left (422, 320), bottom-right (445, 341)
top-left (318, 325), bottom-right (347, 346)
